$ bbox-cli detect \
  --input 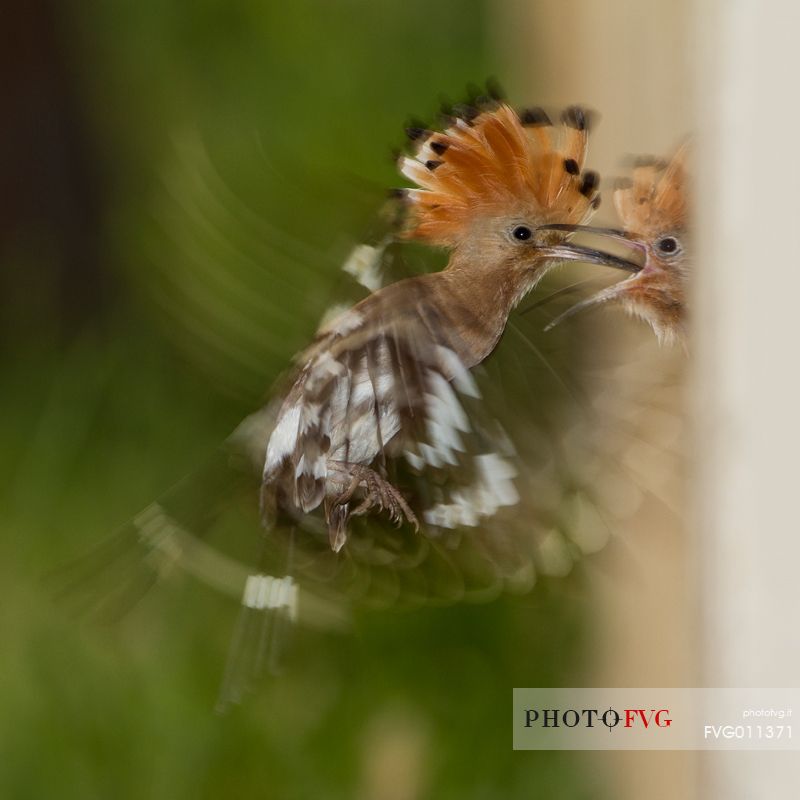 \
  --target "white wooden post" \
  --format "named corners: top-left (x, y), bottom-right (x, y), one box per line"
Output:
top-left (695, 0), bottom-right (800, 796)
